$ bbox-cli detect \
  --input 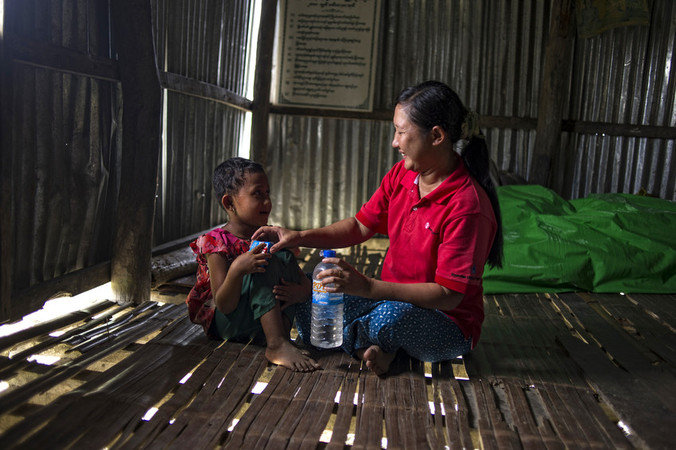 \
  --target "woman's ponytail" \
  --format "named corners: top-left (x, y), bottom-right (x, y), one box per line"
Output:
top-left (461, 135), bottom-right (503, 268)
